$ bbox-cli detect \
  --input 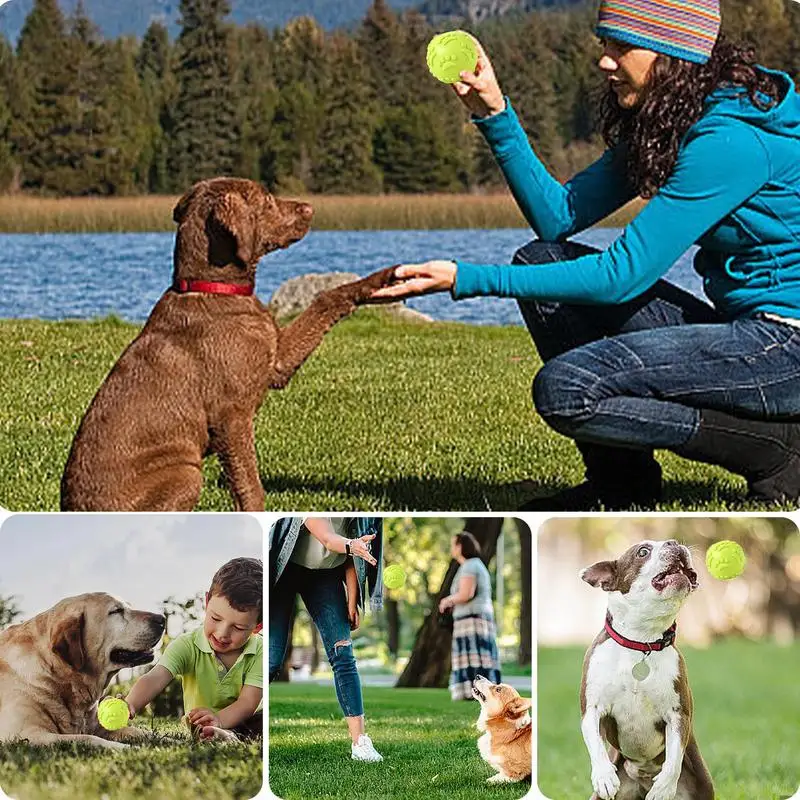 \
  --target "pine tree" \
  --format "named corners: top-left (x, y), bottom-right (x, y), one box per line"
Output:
top-left (312, 34), bottom-right (381, 194)
top-left (0, 37), bottom-right (17, 190)
top-left (11, 0), bottom-right (71, 191)
top-left (137, 21), bottom-right (174, 192)
top-left (168, 0), bottom-right (239, 191)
